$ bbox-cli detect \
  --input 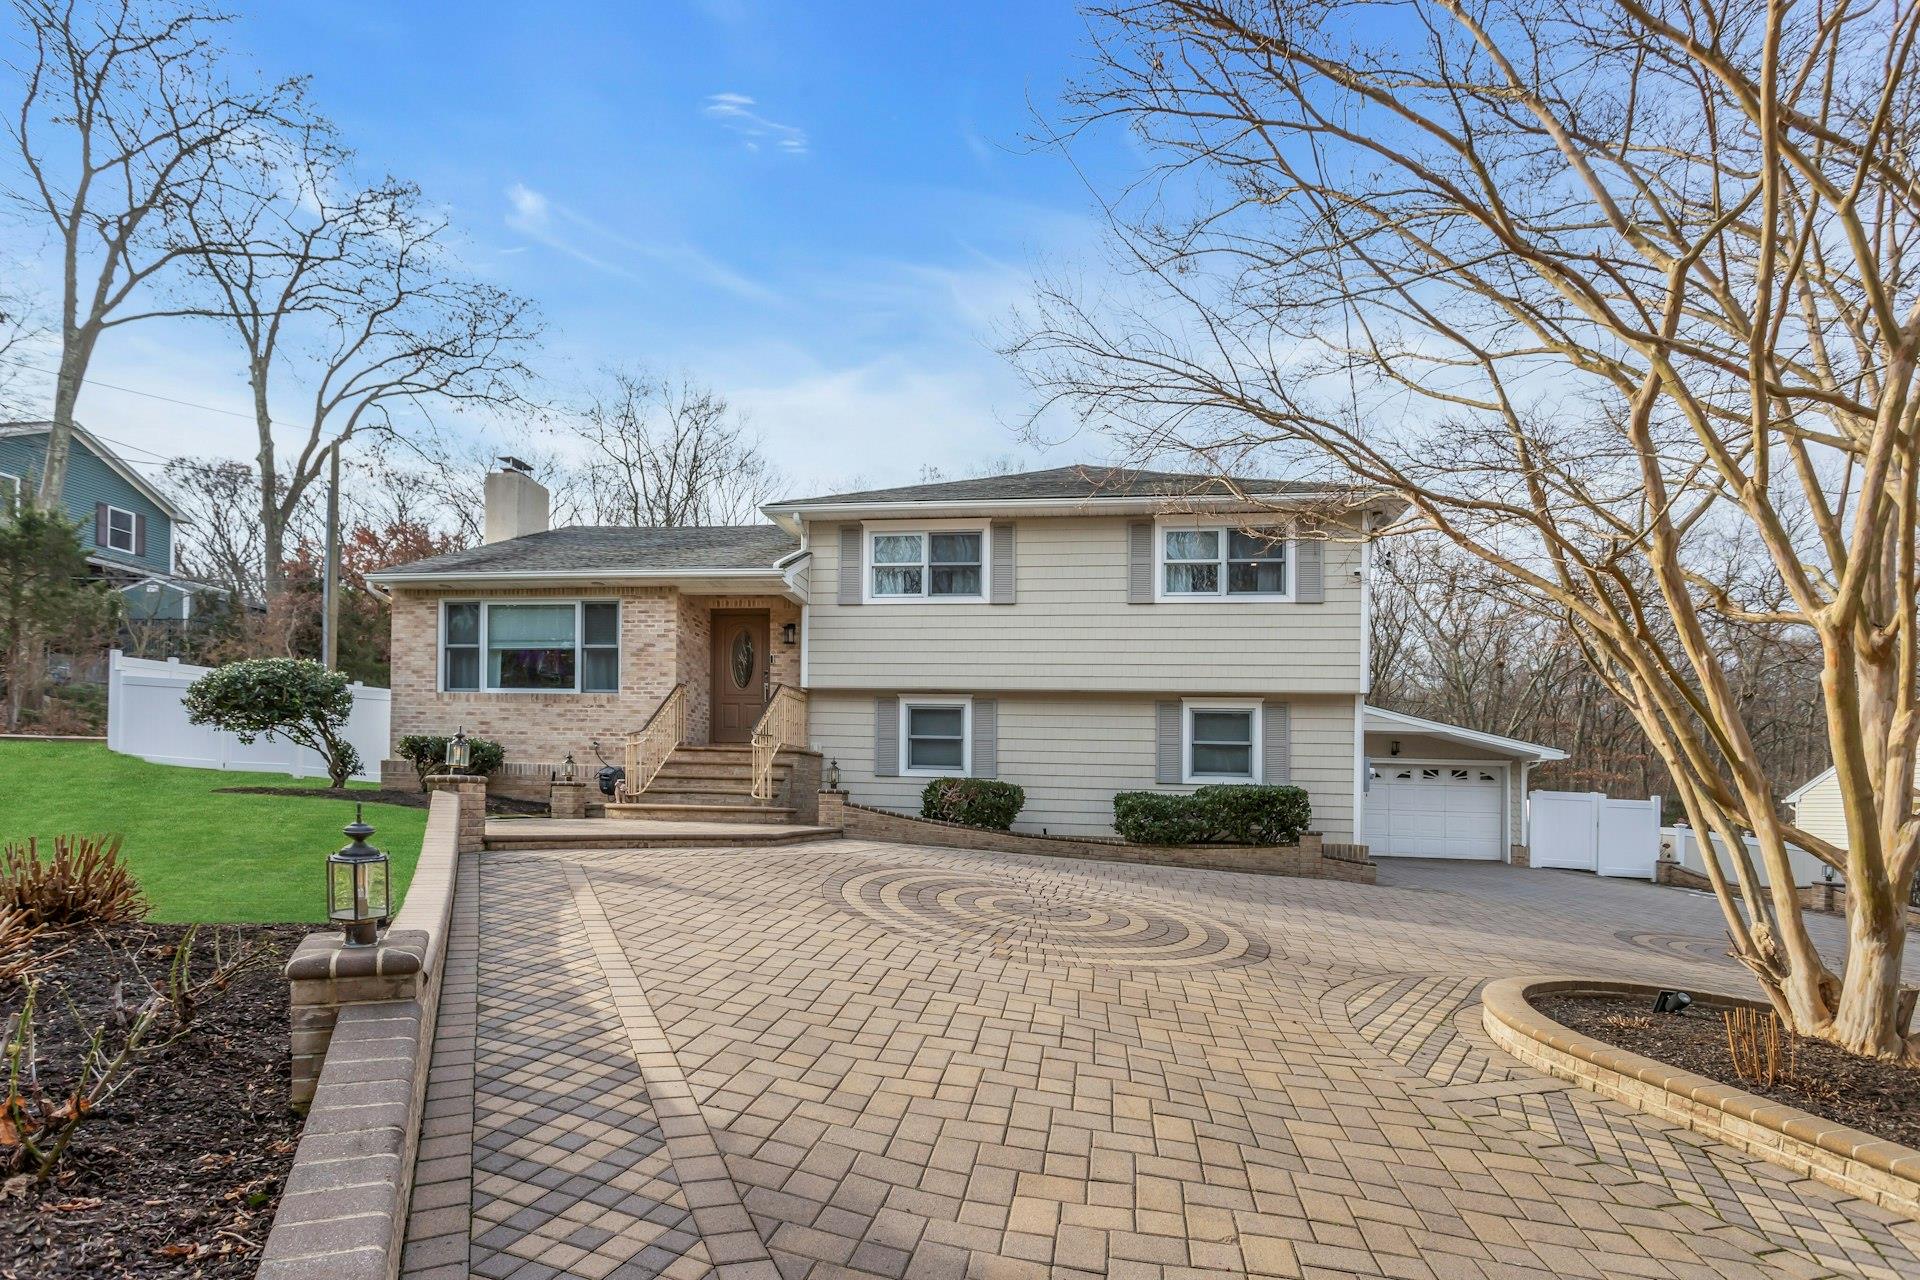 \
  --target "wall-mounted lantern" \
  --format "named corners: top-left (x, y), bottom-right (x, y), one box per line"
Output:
top-left (781, 621), bottom-right (798, 646)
